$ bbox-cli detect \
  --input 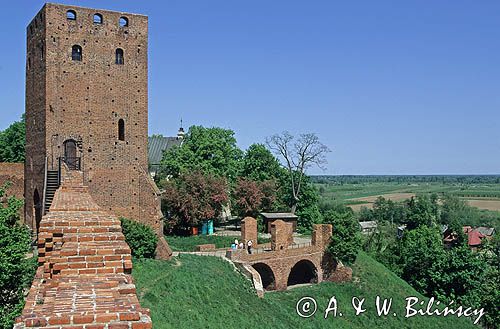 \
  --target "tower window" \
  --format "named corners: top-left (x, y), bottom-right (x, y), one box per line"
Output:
top-left (118, 119), bottom-right (125, 141)
top-left (72, 45), bottom-right (82, 61)
top-left (66, 10), bottom-right (76, 20)
top-left (93, 13), bottom-right (103, 24)
top-left (115, 48), bottom-right (124, 65)
top-left (119, 16), bottom-right (129, 27)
